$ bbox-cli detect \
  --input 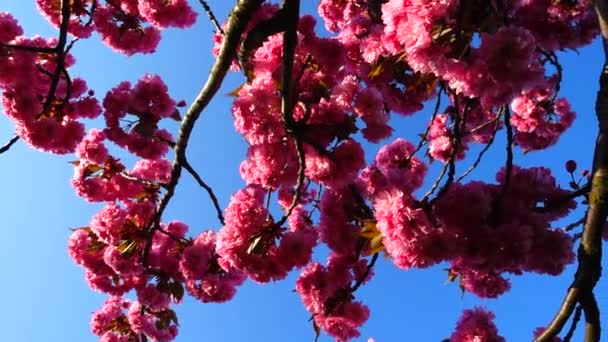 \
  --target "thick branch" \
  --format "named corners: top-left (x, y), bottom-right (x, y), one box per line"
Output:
top-left (563, 305), bottom-right (583, 342)
top-left (582, 293), bottom-right (601, 342)
top-left (535, 3), bottom-right (608, 339)
top-left (153, 0), bottom-right (264, 227)
top-left (276, 0), bottom-right (303, 226)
